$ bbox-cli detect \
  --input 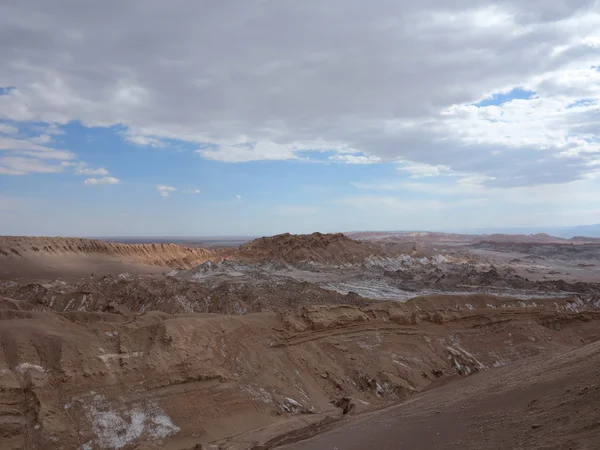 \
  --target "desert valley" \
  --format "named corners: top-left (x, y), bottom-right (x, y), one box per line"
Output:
top-left (1, 231), bottom-right (599, 449)
top-left (4, 1), bottom-right (600, 449)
